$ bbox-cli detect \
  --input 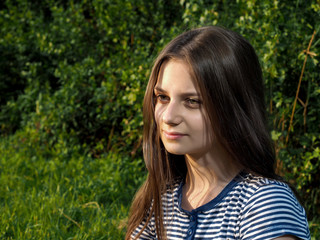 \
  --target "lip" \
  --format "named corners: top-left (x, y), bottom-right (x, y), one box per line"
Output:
top-left (162, 130), bottom-right (187, 140)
